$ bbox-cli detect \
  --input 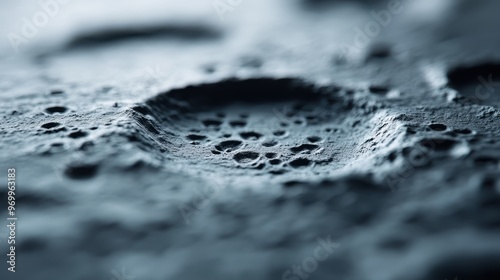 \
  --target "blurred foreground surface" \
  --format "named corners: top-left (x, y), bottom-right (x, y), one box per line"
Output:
top-left (1, 1), bottom-right (500, 279)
